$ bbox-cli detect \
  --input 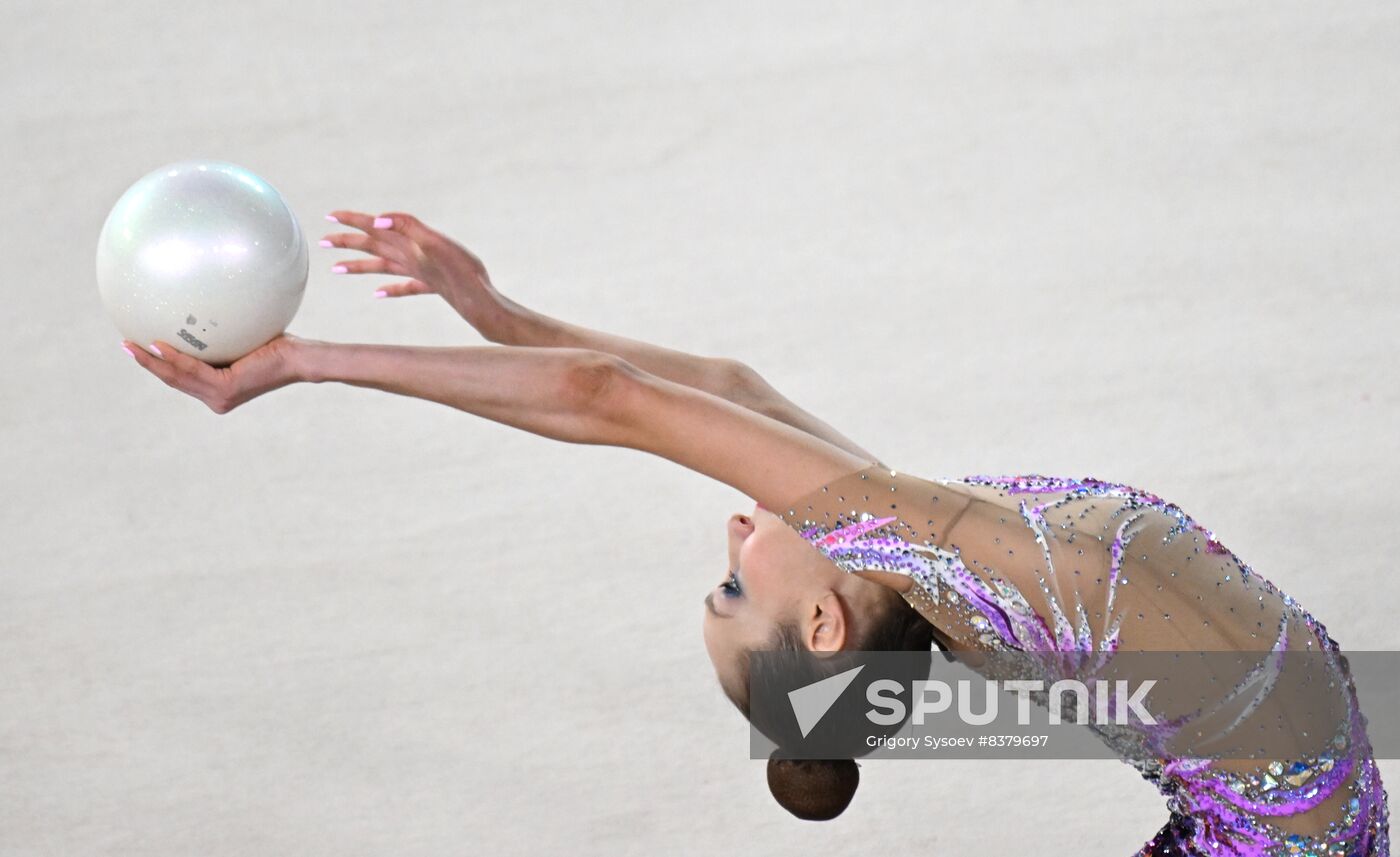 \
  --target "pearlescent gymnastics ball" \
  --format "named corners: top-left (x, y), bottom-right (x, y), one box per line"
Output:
top-left (97, 159), bottom-right (308, 365)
